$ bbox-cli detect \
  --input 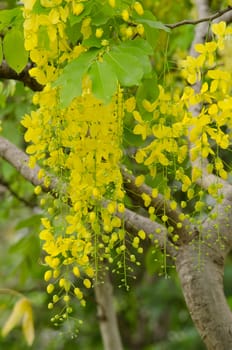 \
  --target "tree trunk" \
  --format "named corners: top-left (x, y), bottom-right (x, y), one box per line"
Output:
top-left (176, 244), bottom-right (232, 349)
top-left (94, 272), bottom-right (123, 350)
